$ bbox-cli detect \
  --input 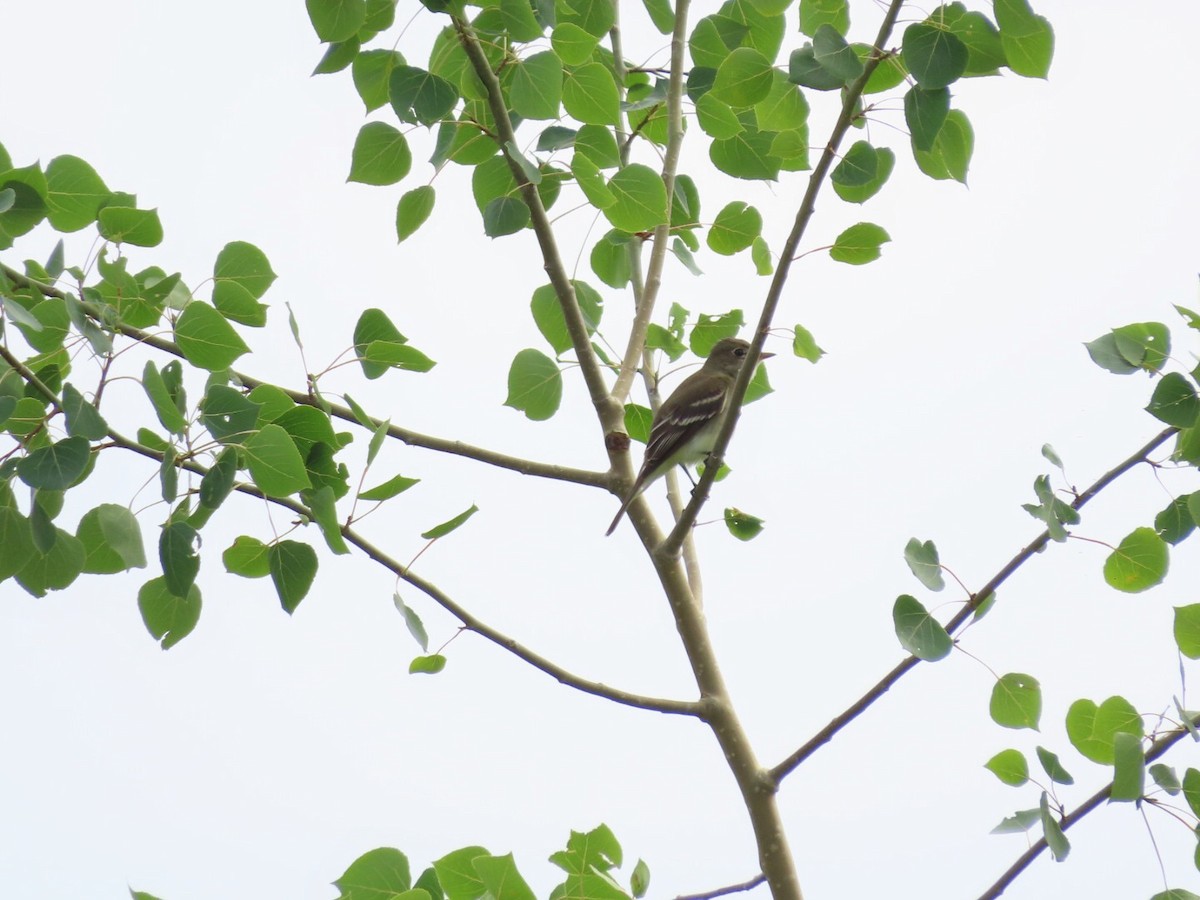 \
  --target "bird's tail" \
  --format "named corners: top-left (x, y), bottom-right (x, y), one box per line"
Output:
top-left (604, 491), bottom-right (636, 536)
